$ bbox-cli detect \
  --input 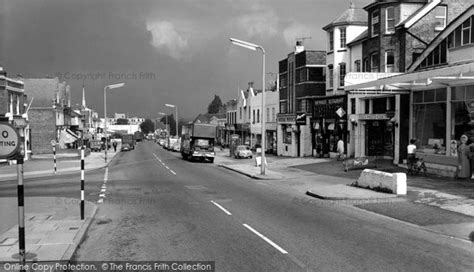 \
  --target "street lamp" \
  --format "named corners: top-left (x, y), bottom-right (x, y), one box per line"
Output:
top-left (165, 104), bottom-right (178, 138)
top-left (230, 37), bottom-right (266, 175)
top-left (104, 82), bottom-right (125, 163)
